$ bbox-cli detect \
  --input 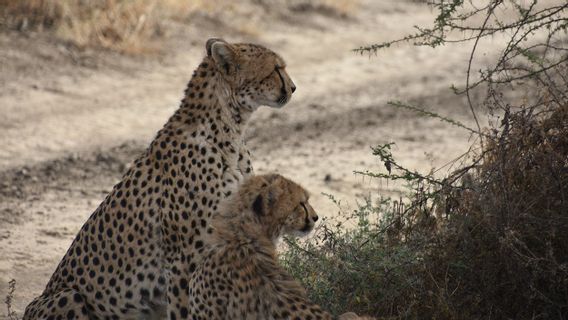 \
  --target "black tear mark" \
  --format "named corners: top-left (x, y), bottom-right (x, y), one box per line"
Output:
top-left (252, 195), bottom-right (264, 216)
top-left (276, 68), bottom-right (286, 96)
